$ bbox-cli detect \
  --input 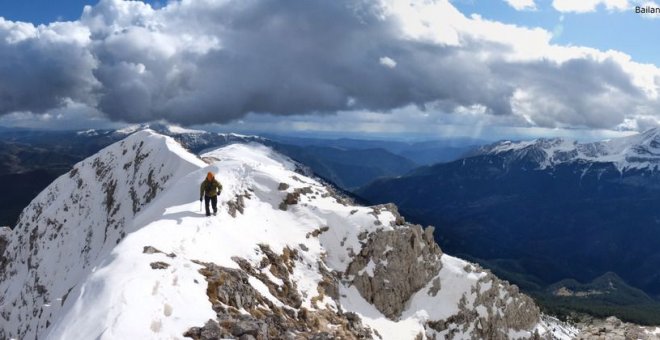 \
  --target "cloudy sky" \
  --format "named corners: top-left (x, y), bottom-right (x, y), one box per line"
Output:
top-left (0, 0), bottom-right (659, 140)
